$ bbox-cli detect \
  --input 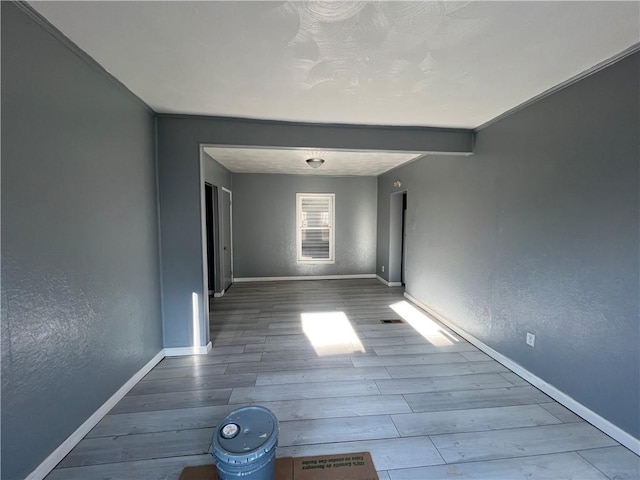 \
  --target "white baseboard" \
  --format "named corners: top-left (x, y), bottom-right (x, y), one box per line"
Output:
top-left (376, 275), bottom-right (402, 287)
top-left (213, 290), bottom-right (225, 298)
top-left (164, 342), bottom-right (212, 357)
top-left (404, 292), bottom-right (640, 455)
top-left (26, 350), bottom-right (166, 480)
top-left (234, 274), bottom-right (376, 282)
